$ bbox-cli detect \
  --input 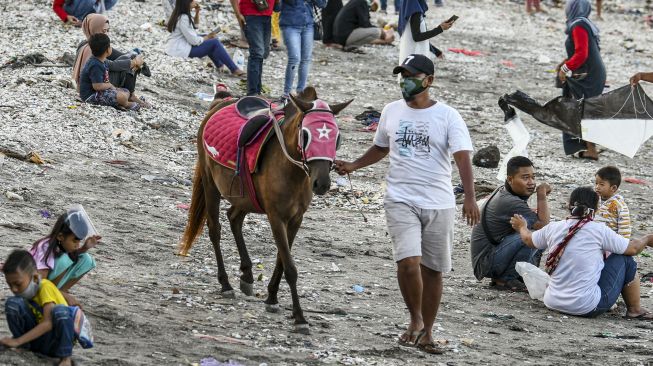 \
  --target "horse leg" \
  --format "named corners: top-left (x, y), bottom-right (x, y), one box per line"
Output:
top-left (227, 206), bottom-right (254, 296)
top-left (203, 175), bottom-right (234, 297)
top-left (268, 215), bottom-right (308, 333)
top-left (265, 214), bottom-right (302, 312)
